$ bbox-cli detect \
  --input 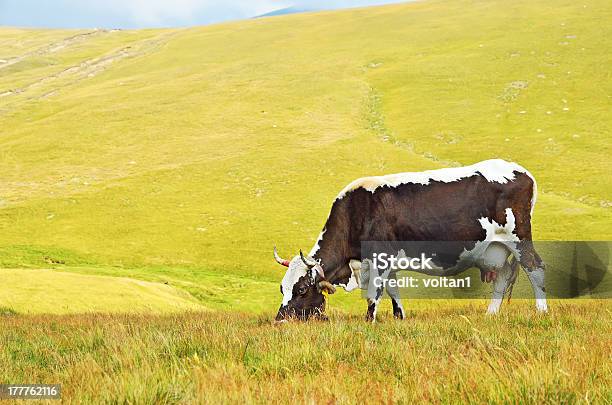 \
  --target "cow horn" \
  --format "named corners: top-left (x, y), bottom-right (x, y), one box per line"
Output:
top-left (299, 250), bottom-right (316, 268)
top-left (300, 250), bottom-right (326, 279)
top-left (318, 280), bottom-right (336, 294)
top-left (273, 246), bottom-right (290, 267)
